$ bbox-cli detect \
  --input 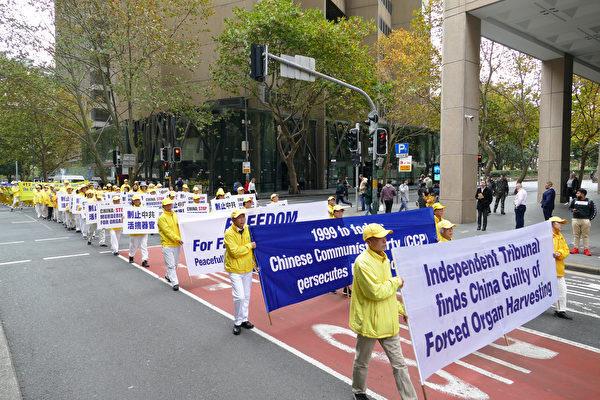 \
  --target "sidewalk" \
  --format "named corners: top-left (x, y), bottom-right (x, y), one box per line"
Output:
top-left (341, 179), bottom-right (600, 275)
